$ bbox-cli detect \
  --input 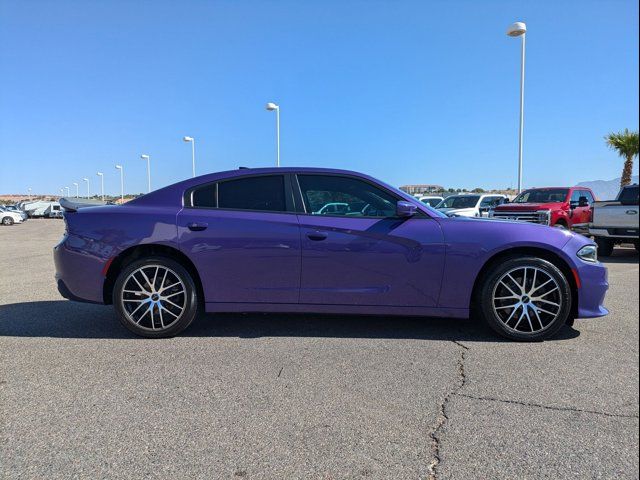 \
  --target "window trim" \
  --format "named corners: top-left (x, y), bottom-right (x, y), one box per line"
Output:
top-left (183, 173), bottom-right (296, 214)
top-left (293, 172), bottom-right (428, 219)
